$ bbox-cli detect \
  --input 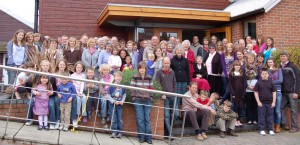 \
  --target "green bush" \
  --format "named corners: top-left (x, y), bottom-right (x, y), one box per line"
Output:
top-left (273, 47), bottom-right (300, 71)
top-left (121, 70), bottom-right (162, 102)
